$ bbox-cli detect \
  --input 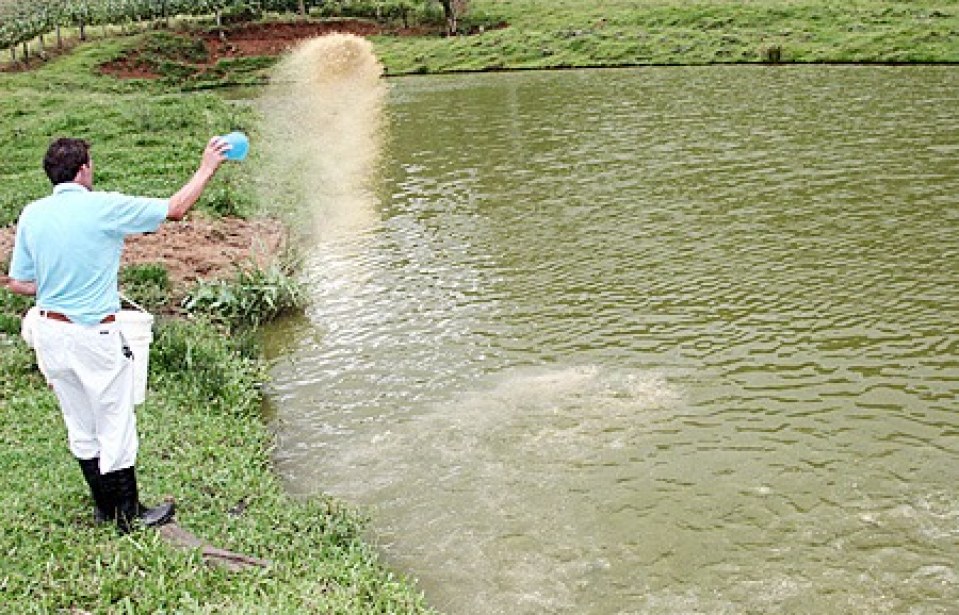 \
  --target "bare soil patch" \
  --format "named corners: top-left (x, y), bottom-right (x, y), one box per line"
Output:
top-left (1, 214), bottom-right (286, 302)
top-left (98, 19), bottom-right (439, 79)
